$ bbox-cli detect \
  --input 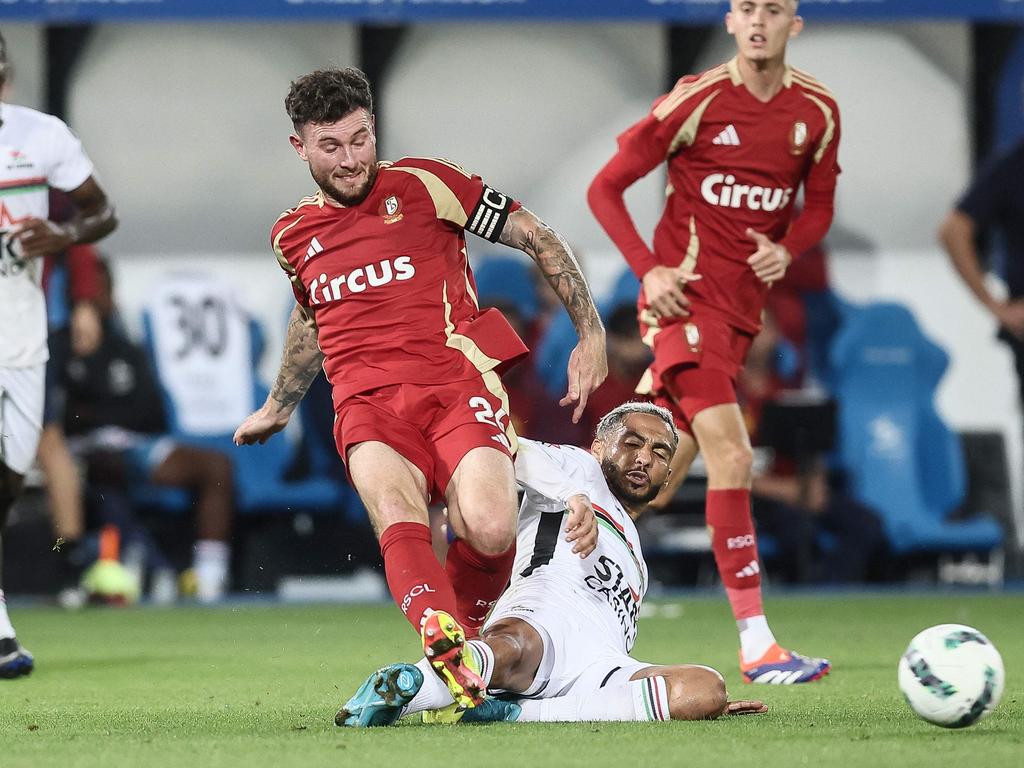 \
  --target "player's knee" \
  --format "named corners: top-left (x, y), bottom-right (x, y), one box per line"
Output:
top-left (665, 666), bottom-right (727, 721)
top-left (465, 518), bottom-right (515, 555)
top-left (706, 442), bottom-right (753, 483)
